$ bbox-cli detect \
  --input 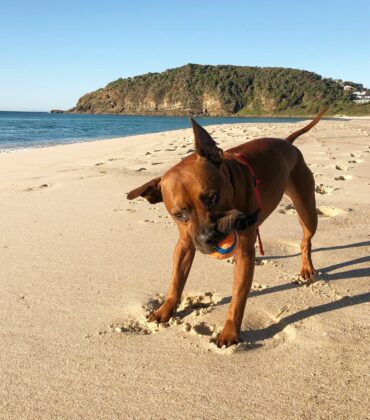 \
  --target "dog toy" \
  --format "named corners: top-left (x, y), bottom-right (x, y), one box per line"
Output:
top-left (209, 230), bottom-right (238, 260)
